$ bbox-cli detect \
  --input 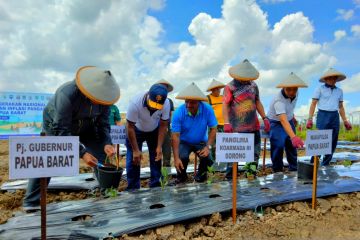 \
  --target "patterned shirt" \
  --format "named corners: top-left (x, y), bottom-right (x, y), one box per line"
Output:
top-left (223, 80), bottom-right (260, 132)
